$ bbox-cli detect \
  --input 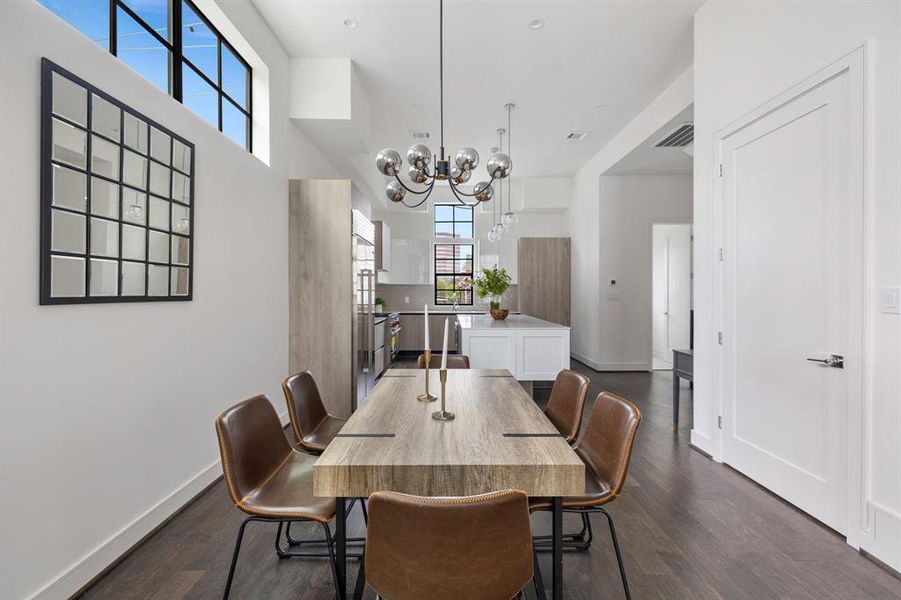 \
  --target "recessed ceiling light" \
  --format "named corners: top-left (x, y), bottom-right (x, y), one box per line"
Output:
top-left (342, 18), bottom-right (358, 29)
top-left (595, 104), bottom-right (607, 111)
top-left (409, 103), bottom-right (420, 111)
top-left (566, 132), bottom-right (590, 141)
top-left (528, 19), bottom-right (545, 30)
